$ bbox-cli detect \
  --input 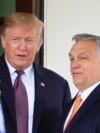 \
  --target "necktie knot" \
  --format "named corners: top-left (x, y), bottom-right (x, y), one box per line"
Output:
top-left (14, 70), bottom-right (24, 89)
top-left (75, 95), bottom-right (82, 106)
top-left (16, 70), bottom-right (24, 76)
